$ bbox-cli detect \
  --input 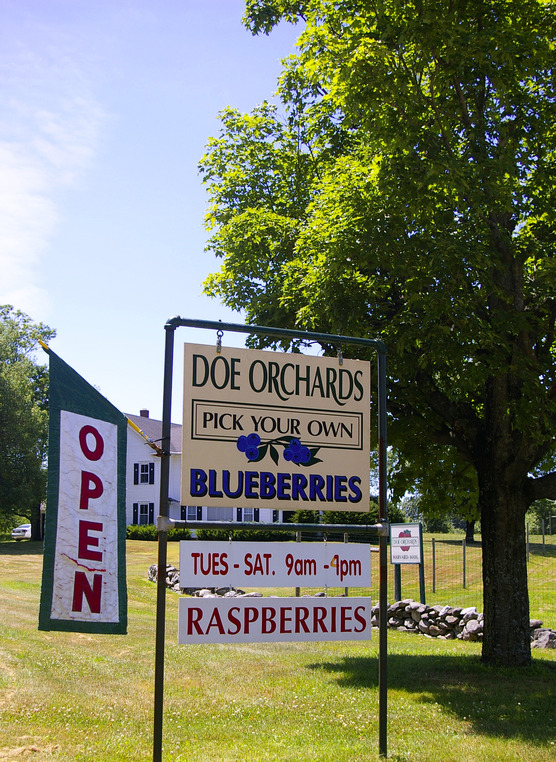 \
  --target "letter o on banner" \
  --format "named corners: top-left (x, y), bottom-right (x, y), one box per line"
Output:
top-left (79, 425), bottom-right (104, 461)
